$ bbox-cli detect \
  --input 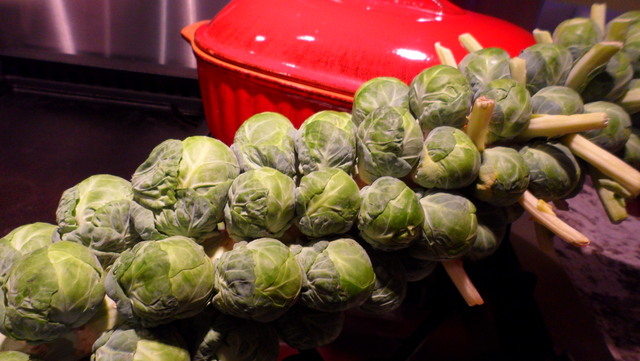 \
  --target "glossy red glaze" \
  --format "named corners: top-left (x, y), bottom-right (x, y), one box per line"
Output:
top-left (182, 0), bottom-right (535, 144)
